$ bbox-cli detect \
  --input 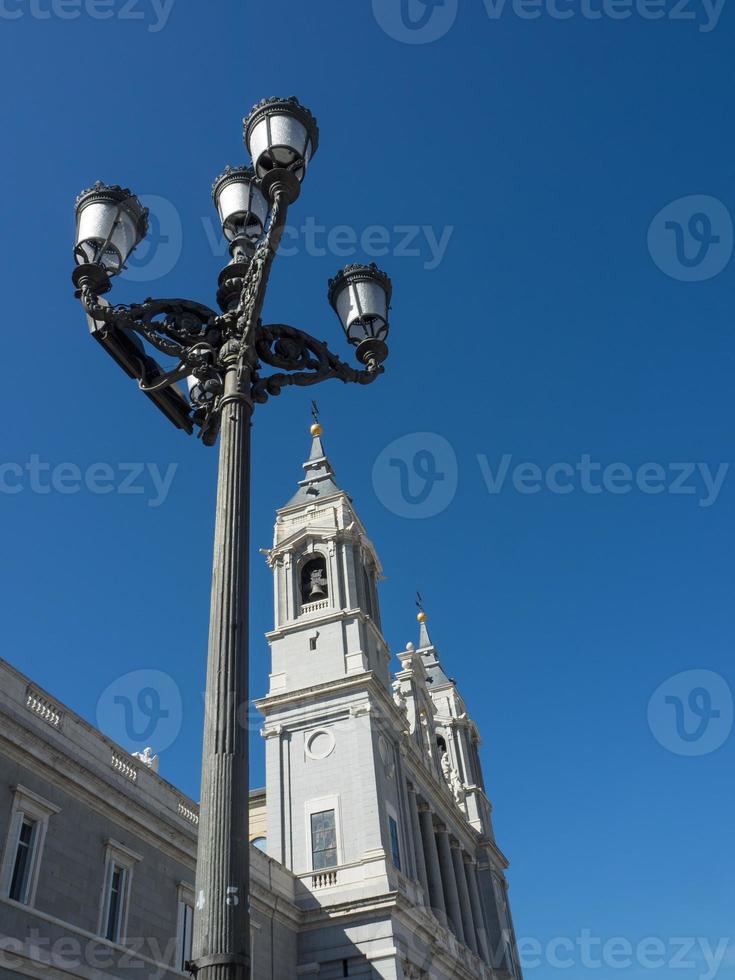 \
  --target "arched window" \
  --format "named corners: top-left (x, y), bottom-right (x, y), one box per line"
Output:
top-left (301, 556), bottom-right (328, 606)
top-left (436, 735), bottom-right (447, 756)
top-left (251, 836), bottom-right (267, 853)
